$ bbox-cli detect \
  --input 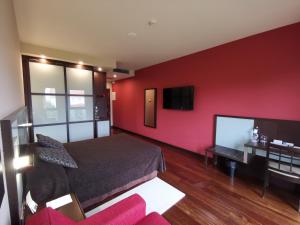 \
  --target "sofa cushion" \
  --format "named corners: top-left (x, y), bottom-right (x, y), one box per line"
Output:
top-left (136, 212), bottom-right (171, 225)
top-left (82, 194), bottom-right (146, 225)
top-left (26, 208), bottom-right (76, 225)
